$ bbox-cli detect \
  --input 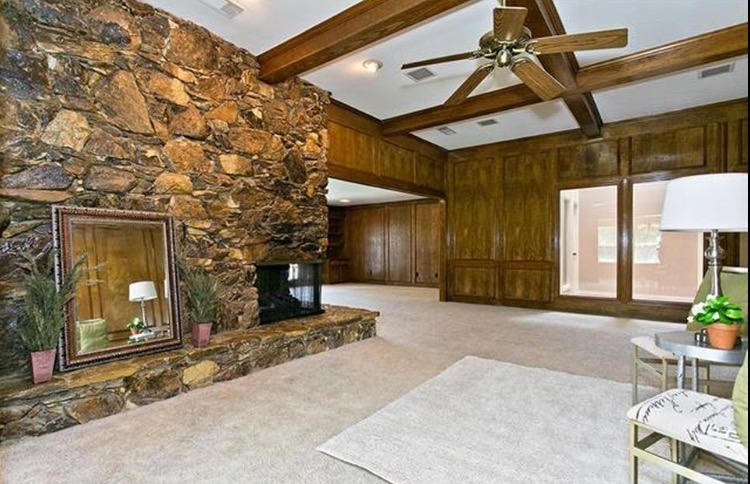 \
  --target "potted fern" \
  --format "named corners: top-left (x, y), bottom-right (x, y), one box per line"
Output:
top-left (17, 251), bottom-right (86, 384)
top-left (183, 266), bottom-right (220, 348)
top-left (688, 295), bottom-right (745, 350)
